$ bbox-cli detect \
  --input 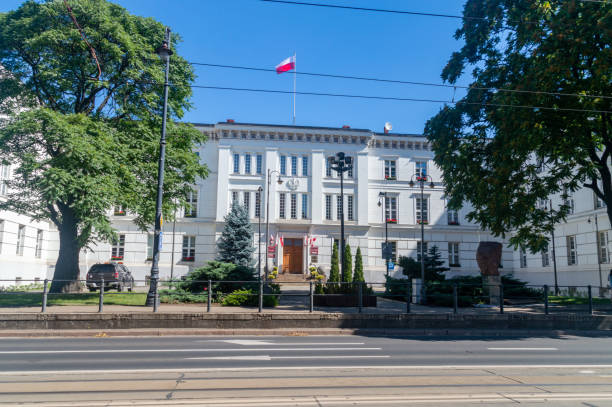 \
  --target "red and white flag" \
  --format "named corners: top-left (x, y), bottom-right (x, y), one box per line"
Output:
top-left (279, 235), bottom-right (284, 248)
top-left (275, 56), bottom-right (296, 74)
